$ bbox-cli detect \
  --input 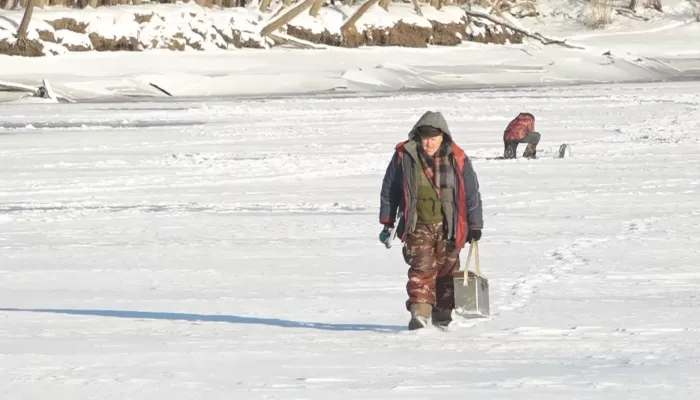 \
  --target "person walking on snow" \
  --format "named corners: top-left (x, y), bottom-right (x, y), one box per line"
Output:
top-left (379, 111), bottom-right (484, 331)
top-left (503, 112), bottom-right (540, 159)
